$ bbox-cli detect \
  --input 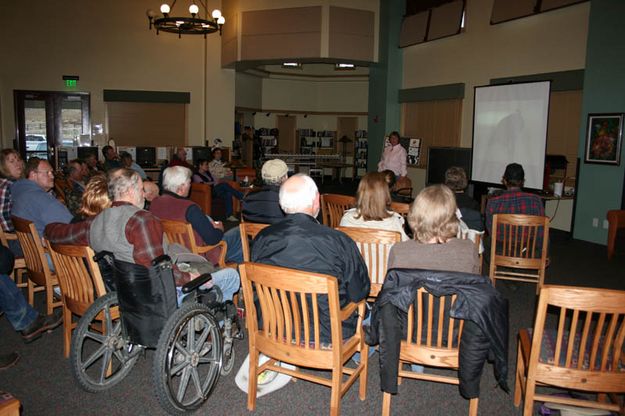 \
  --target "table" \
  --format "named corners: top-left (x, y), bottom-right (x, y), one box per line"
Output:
top-left (318, 162), bottom-right (354, 183)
